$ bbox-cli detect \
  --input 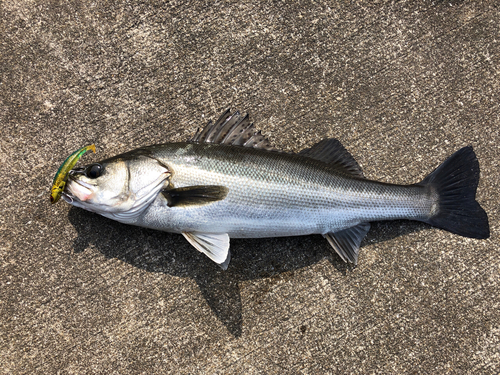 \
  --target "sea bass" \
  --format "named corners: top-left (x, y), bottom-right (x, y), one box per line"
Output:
top-left (62, 110), bottom-right (489, 269)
